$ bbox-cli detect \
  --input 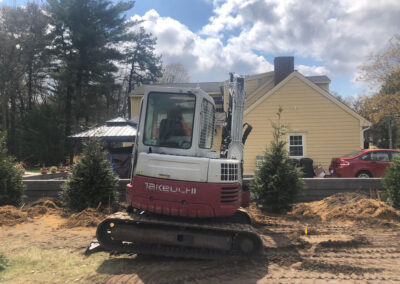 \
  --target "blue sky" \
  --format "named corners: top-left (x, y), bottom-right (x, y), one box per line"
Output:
top-left (3, 0), bottom-right (400, 98)
top-left (132, 0), bottom-right (213, 32)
